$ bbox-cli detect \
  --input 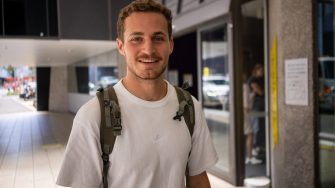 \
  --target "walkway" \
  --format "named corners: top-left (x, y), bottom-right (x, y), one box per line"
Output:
top-left (0, 97), bottom-right (32, 114)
